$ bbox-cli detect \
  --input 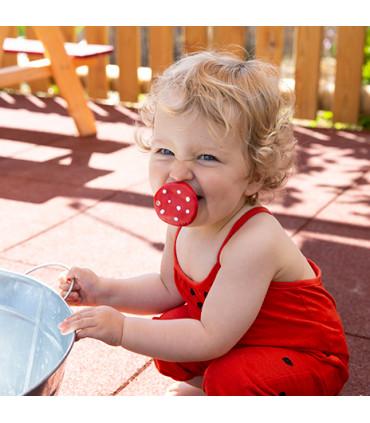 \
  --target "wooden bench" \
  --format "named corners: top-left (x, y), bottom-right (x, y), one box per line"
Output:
top-left (0, 27), bottom-right (113, 137)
